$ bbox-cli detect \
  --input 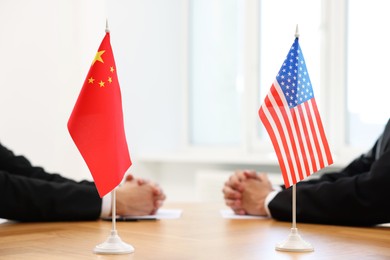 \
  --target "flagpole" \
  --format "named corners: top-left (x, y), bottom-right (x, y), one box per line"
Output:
top-left (112, 188), bottom-right (117, 231)
top-left (292, 184), bottom-right (296, 229)
top-left (292, 24), bottom-right (298, 233)
top-left (274, 25), bottom-right (314, 253)
top-left (92, 19), bottom-right (134, 255)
